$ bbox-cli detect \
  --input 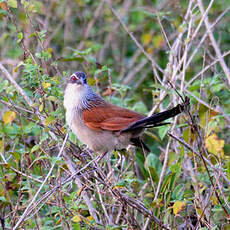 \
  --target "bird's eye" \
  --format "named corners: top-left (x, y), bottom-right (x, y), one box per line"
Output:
top-left (70, 75), bottom-right (77, 81)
